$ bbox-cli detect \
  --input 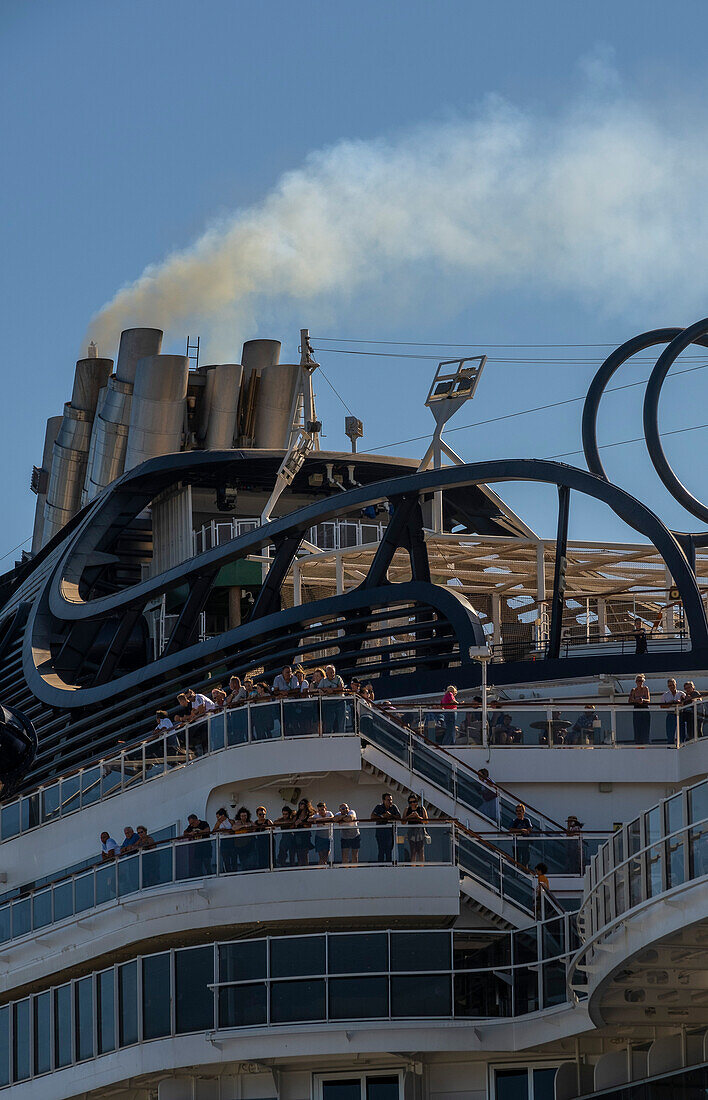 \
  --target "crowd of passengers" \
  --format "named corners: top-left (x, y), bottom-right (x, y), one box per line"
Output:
top-left (99, 791), bottom-right (435, 867)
